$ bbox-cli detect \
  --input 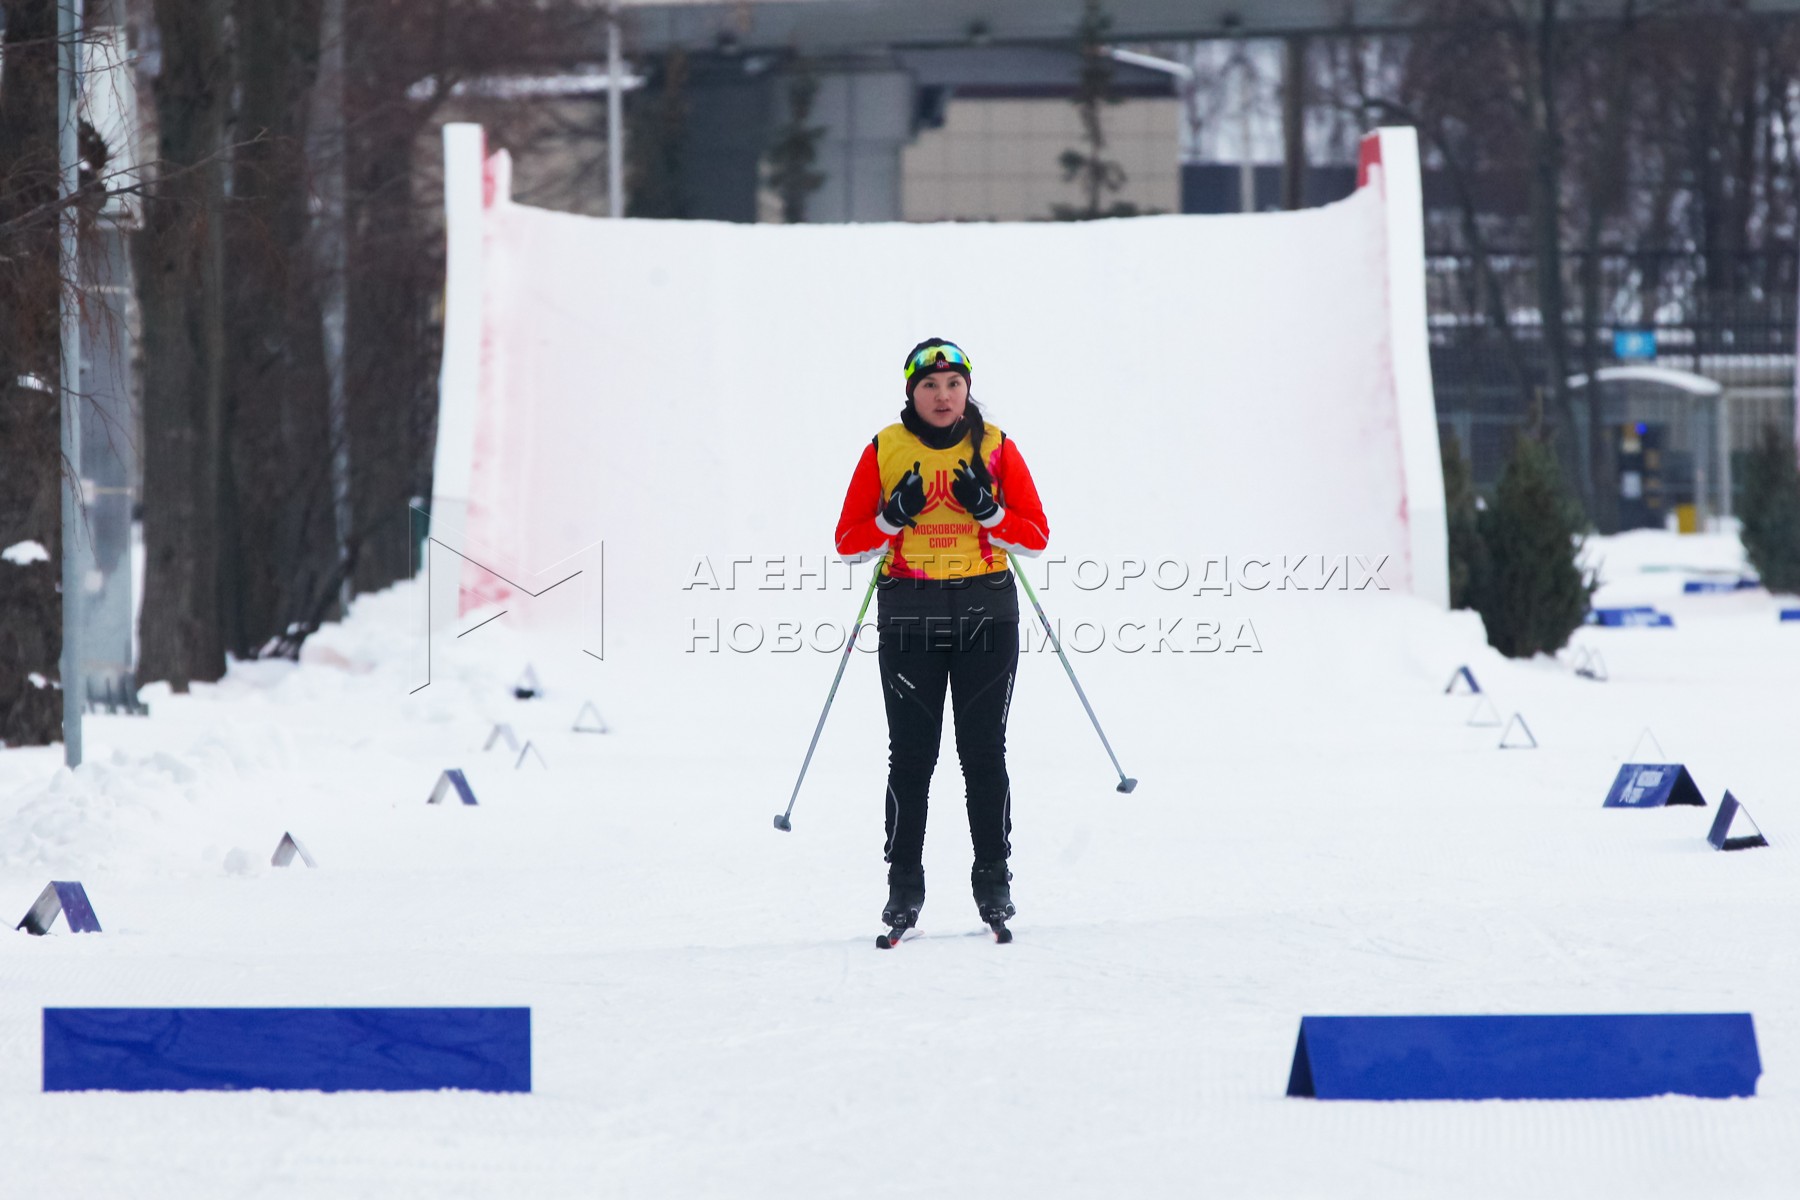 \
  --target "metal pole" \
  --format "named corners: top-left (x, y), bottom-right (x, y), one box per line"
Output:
top-left (1229, 41), bottom-right (1255, 214)
top-left (1716, 390), bottom-right (1733, 522)
top-left (1280, 35), bottom-right (1306, 211)
top-left (607, 0), bottom-right (624, 217)
top-left (59, 0), bottom-right (86, 767)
